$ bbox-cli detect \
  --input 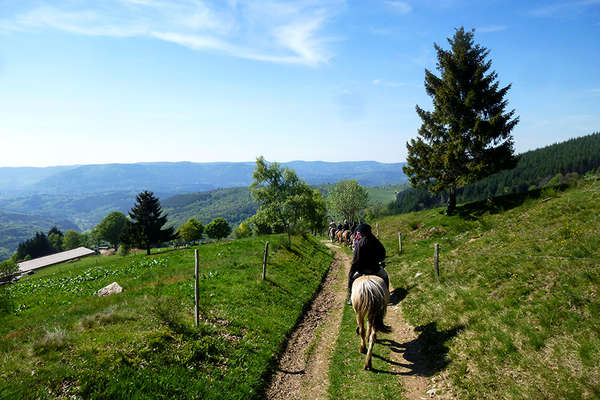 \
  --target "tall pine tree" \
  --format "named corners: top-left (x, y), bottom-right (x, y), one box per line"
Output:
top-left (404, 27), bottom-right (519, 215)
top-left (122, 191), bottom-right (175, 255)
